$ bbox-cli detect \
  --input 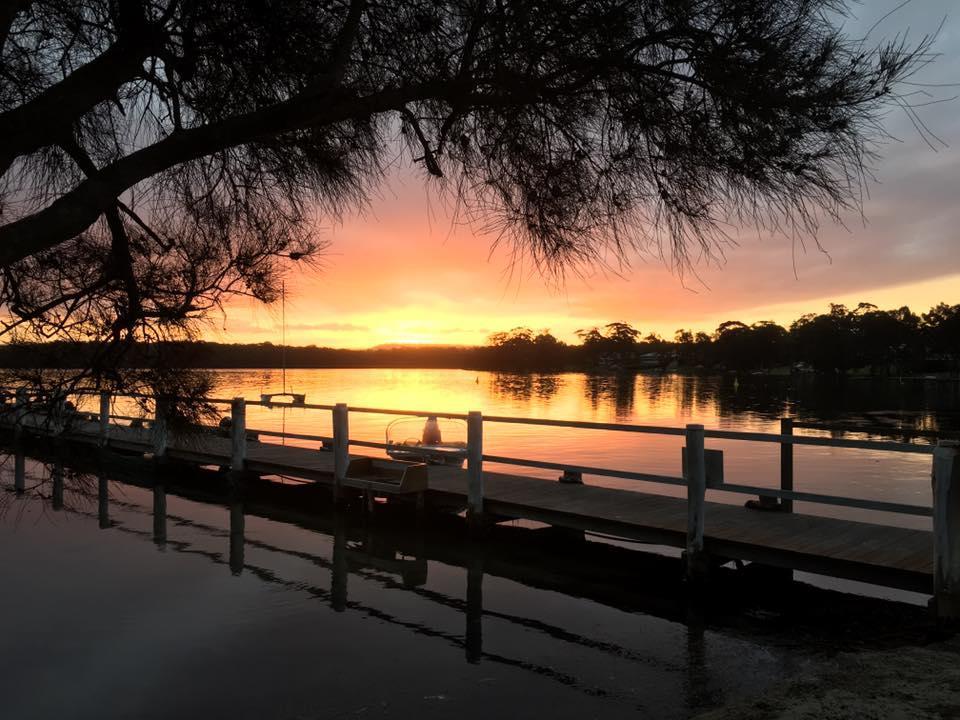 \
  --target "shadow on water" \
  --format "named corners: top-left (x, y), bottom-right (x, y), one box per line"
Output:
top-left (0, 445), bottom-right (947, 720)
